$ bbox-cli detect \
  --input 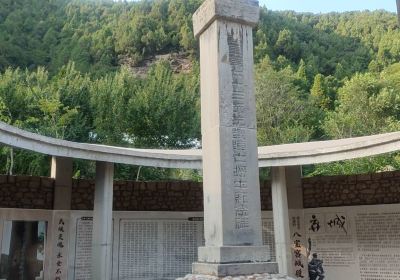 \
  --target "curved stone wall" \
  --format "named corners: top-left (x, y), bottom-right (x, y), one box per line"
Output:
top-left (302, 171), bottom-right (400, 208)
top-left (0, 171), bottom-right (399, 210)
top-left (0, 175), bottom-right (54, 209)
